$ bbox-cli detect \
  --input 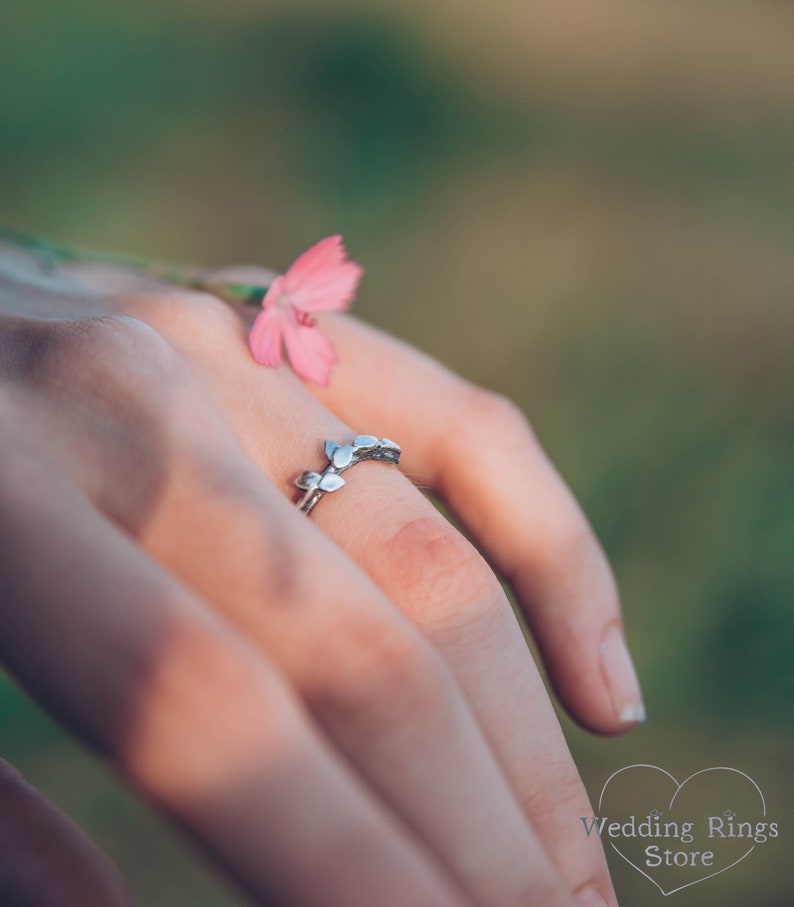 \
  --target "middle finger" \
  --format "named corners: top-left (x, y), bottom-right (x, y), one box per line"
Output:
top-left (273, 416), bottom-right (616, 905)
